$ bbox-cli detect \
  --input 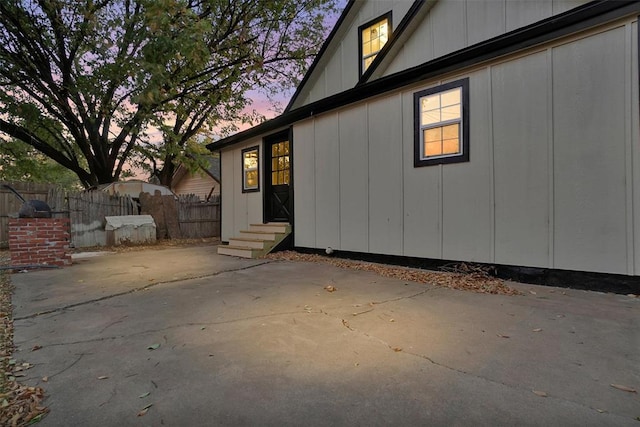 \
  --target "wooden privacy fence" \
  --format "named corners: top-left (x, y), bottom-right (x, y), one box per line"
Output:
top-left (177, 194), bottom-right (220, 239)
top-left (1, 183), bottom-right (220, 249)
